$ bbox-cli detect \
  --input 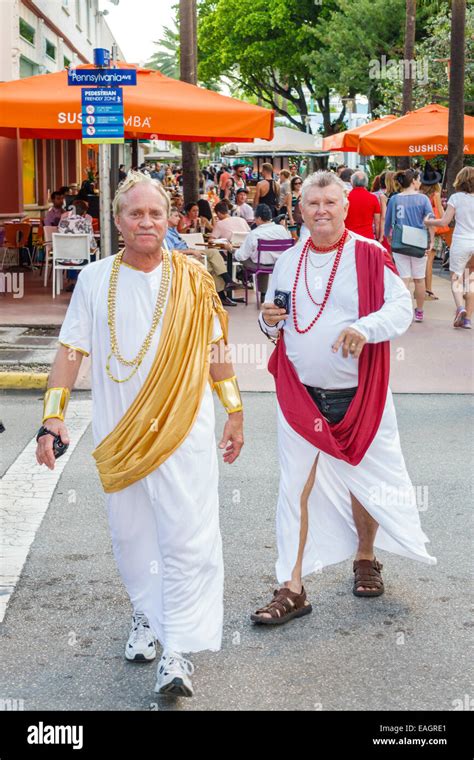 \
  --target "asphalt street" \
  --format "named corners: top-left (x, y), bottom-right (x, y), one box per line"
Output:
top-left (0, 390), bottom-right (472, 711)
